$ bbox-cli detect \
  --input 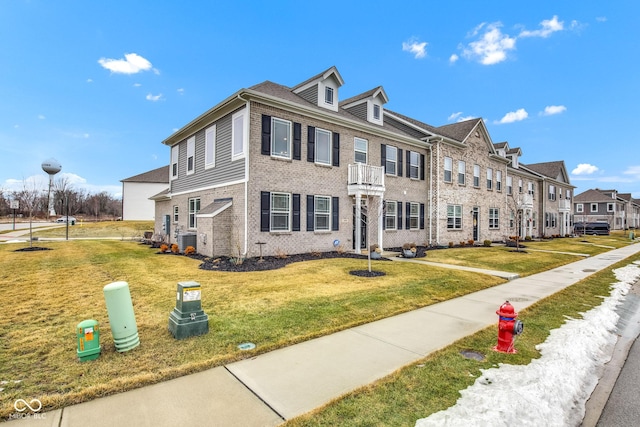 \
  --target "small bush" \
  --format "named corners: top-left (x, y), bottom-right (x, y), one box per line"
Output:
top-left (159, 244), bottom-right (169, 253)
top-left (370, 244), bottom-right (382, 254)
top-left (483, 240), bottom-right (492, 247)
top-left (275, 249), bottom-right (288, 259)
top-left (524, 235), bottom-right (532, 241)
top-left (468, 239), bottom-right (475, 246)
top-left (402, 242), bottom-right (417, 250)
top-left (184, 246), bottom-right (195, 255)
top-left (459, 241), bottom-right (466, 247)
top-left (448, 241), bottom-right (454, 248)
top-left (336, 244), bottom-right (346, 254)
top-left (311, 249), bottom-right (322, 257)
top-left (171, 244), bottom-right (179, 254)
